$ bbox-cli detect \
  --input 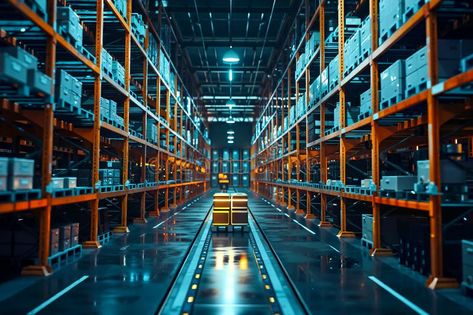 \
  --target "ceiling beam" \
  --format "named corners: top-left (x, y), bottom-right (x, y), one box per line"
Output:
top-left (182, 38), bottom-right (278, 48)
top-left (165, 6), bottom-right (296, 14)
